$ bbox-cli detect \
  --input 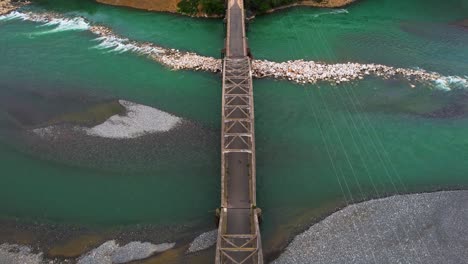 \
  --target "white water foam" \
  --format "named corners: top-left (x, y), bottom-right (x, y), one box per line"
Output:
top-left (434, 76), bottom-right (468, 91)
top-left (93, 36), bottom-right (137, 53)
top-left (38, 16), bottom-right (89, 33)
top-left (91, 35), bottom-right (163, 55)
top-left (313, 9), bottom-right (348, 18)
top-left (0, 11), bottom-right (89, 33)
top-left (0, 11), bottom-right (28, 21)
